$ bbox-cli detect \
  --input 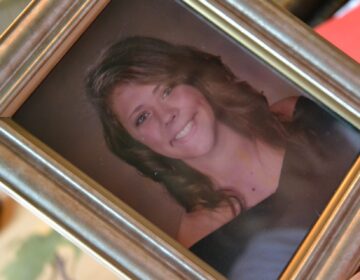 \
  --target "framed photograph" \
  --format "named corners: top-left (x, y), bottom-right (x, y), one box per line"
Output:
top-left (0, 0), bottom-right (359, 279)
